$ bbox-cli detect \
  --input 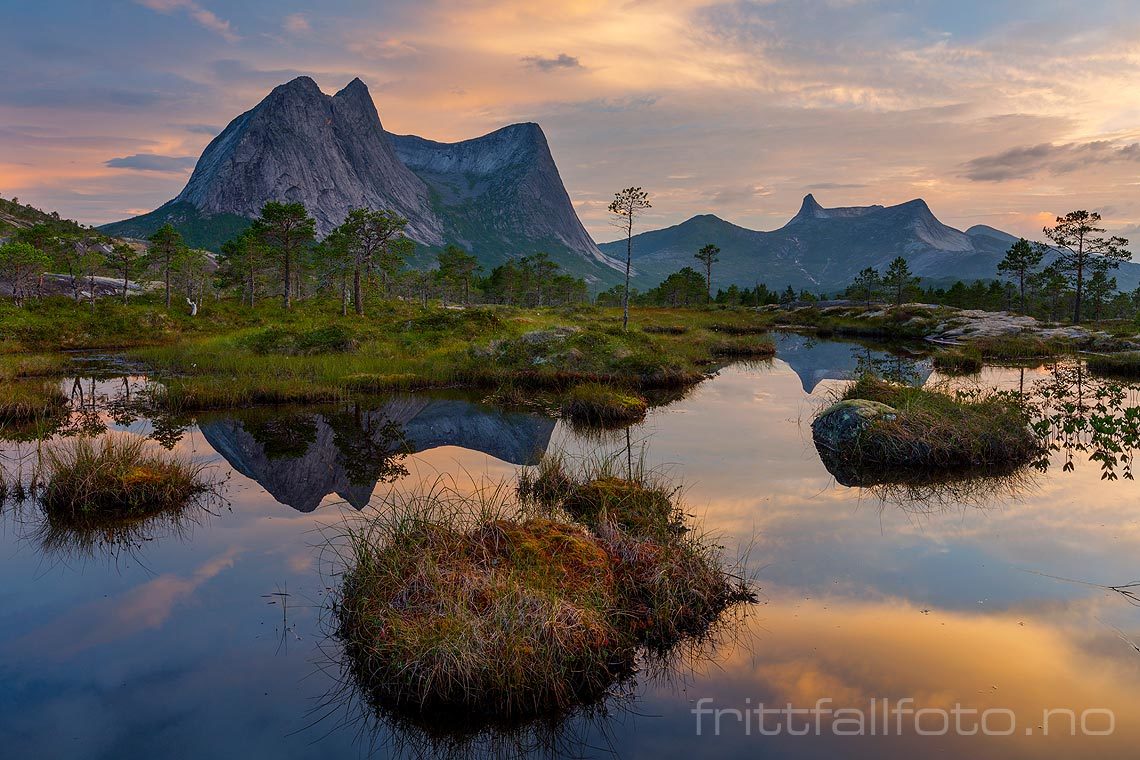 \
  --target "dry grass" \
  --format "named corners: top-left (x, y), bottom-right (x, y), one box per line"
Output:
top-left (0, 380), bottom-right (68, 425)
top-left (334, 467), bottom-right (752, 723)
